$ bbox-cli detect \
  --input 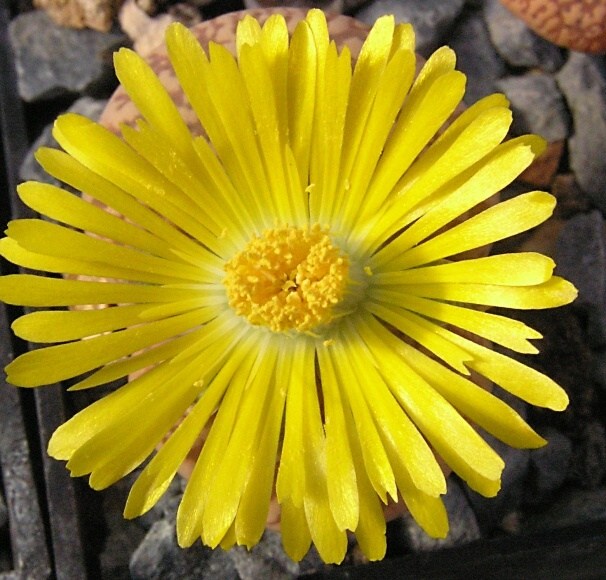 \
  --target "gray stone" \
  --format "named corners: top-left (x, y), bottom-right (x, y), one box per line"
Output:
top-left (399, 478), bottom-right (481, 552)
top-left (524, 428), bottom-right (573, 505)
top-left (9, 10), bottom-right (125, 102)
top-left (356, 0), bottom-right (466, 57)
top-left (556, 54), bottom-right (606, 212)
top-left (484, 0), bottom-right (564, 72)
top-left (496, 73), bottom-right (571, 141)
top-left (525, 489), bottom-right (606, 532)
top-left (449, 7), bottom-right (507, 105)
top-left (130, 520), bottom-right (239, 580)
top-left (555, 211), bottom-right (606, 347)
top-left (20, 97), bottom-right (107, 186)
